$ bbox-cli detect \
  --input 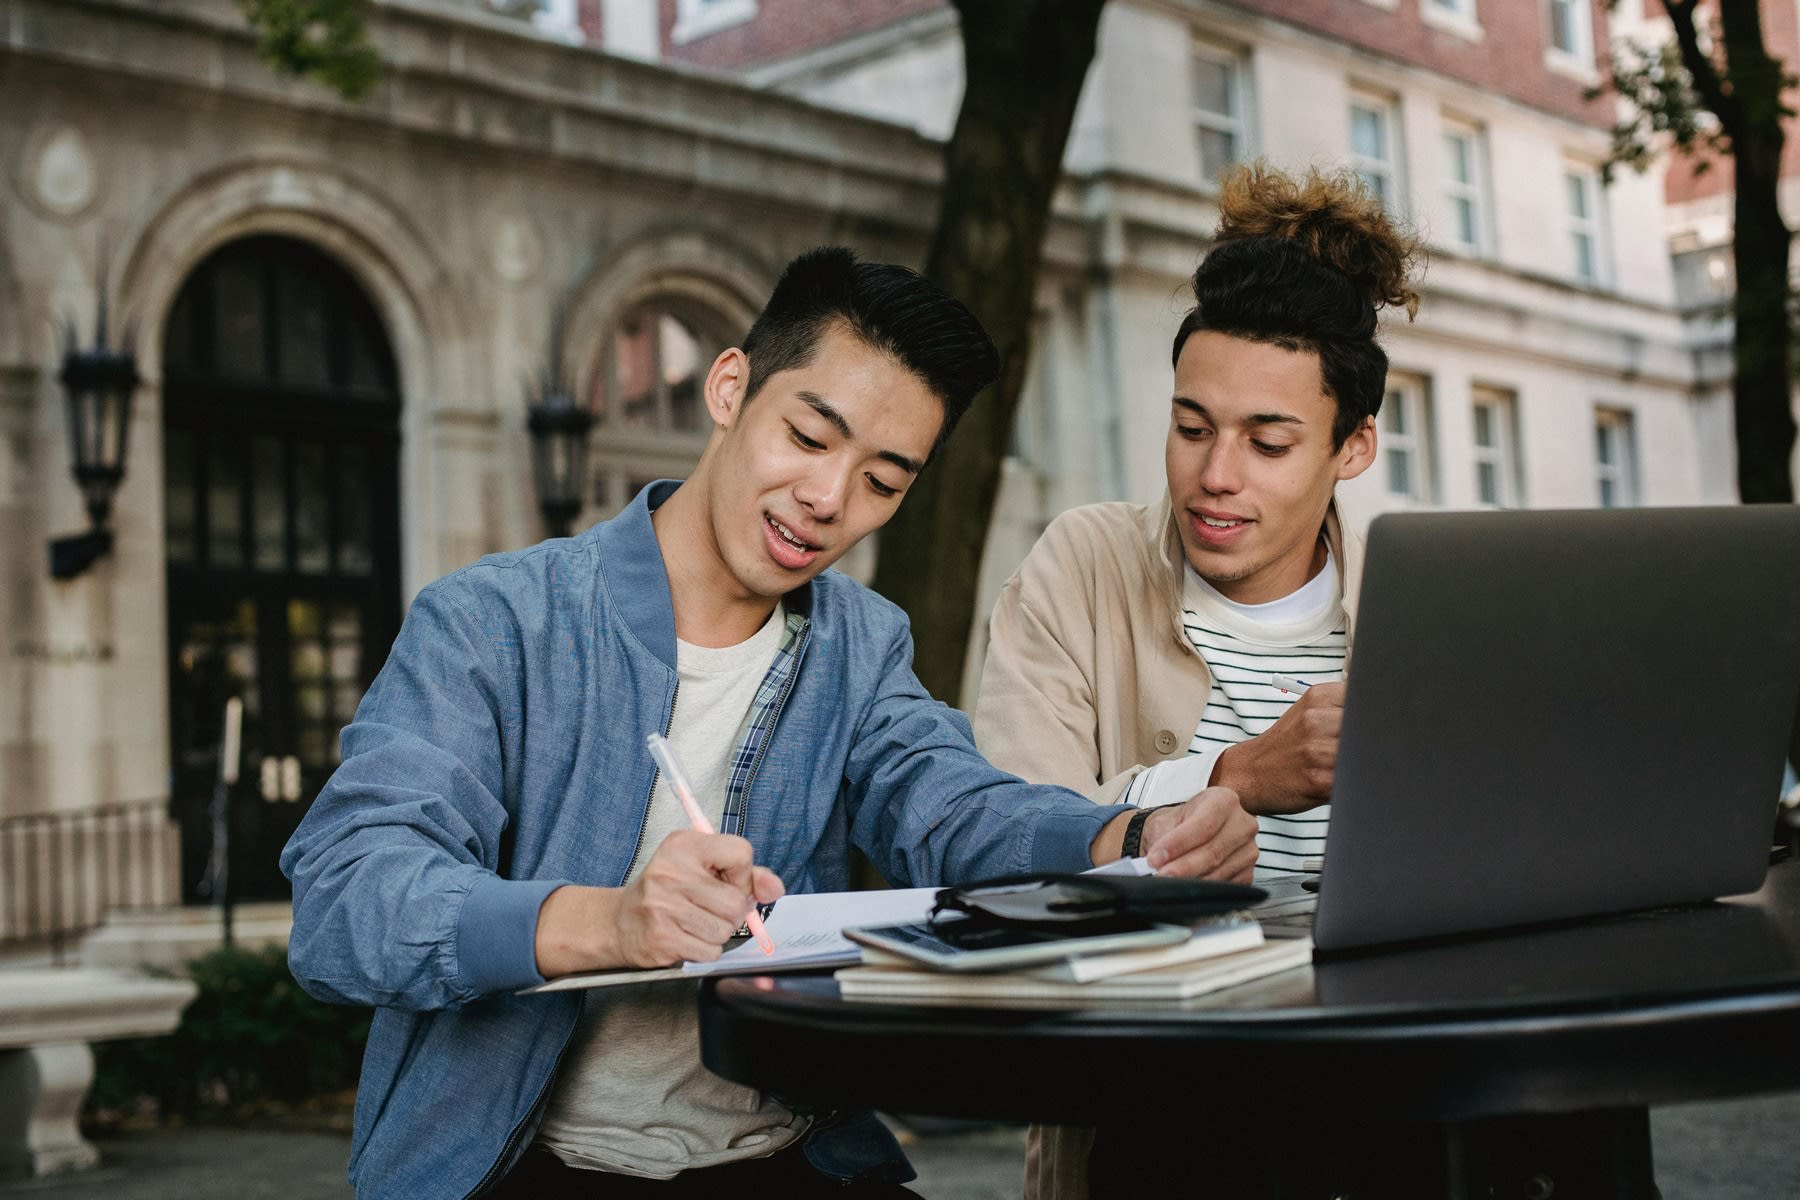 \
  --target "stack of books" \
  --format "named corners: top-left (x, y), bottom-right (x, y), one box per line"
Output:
top-left (835, 916), bottom-right (1313, 1008)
